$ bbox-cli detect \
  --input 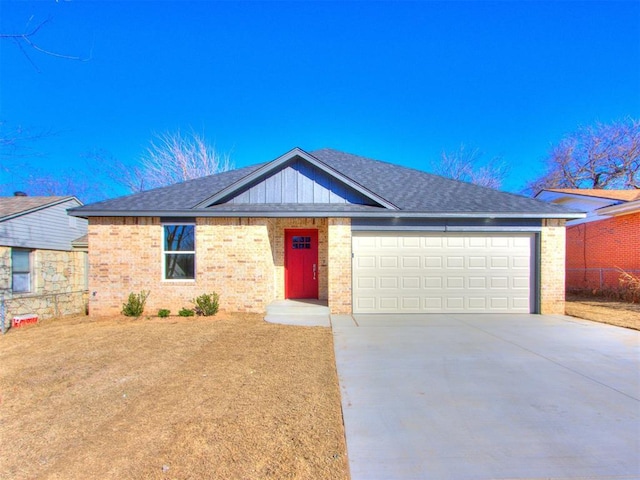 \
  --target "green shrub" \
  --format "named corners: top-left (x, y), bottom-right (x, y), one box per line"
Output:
top-left (193, 292), bottom-right (219, 316)
top-left (122, 290), bottom-right (150, 317)
top-left (178, 307), bottom-right (195, 317)
top-left (158, 309), bottom-right (170, 318)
